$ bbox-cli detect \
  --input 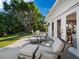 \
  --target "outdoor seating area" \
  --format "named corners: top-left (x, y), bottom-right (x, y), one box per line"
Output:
top-left (18, 33), bottom-right (70, 59)
top-left (0, 0), bottom-right (79, 59)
